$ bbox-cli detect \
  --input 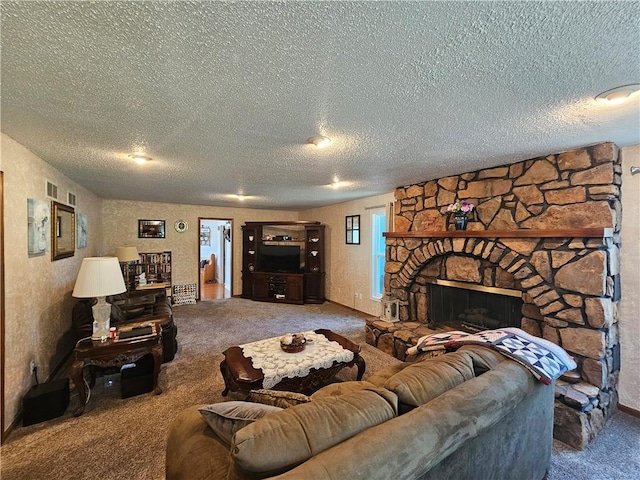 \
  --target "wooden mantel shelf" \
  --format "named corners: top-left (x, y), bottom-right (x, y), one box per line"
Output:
top-left (383, 228), bottom-right (614, 239)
